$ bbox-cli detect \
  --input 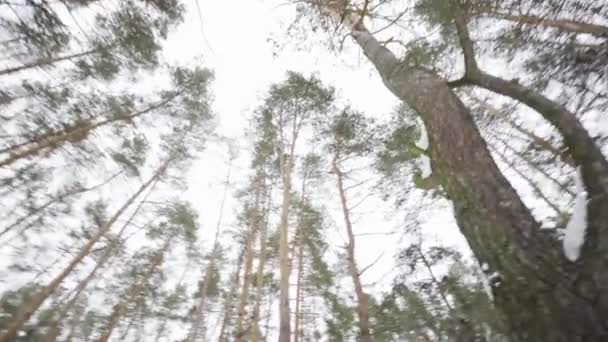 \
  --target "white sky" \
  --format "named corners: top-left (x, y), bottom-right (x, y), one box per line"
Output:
top-left (161, 0), bottom-right (471, 300)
